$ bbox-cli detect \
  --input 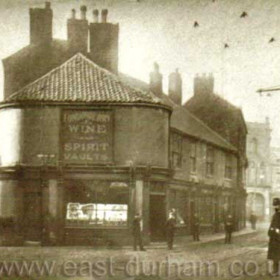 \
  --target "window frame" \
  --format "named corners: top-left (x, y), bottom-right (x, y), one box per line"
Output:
top-left (206, 146), bottom-right (215, 176)
top-left (171, 132), bottom-right (183, 169)
top-left (225, 154), bottom-right (233, 179)
top-left (190, 141), bottom-right (197, 173)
